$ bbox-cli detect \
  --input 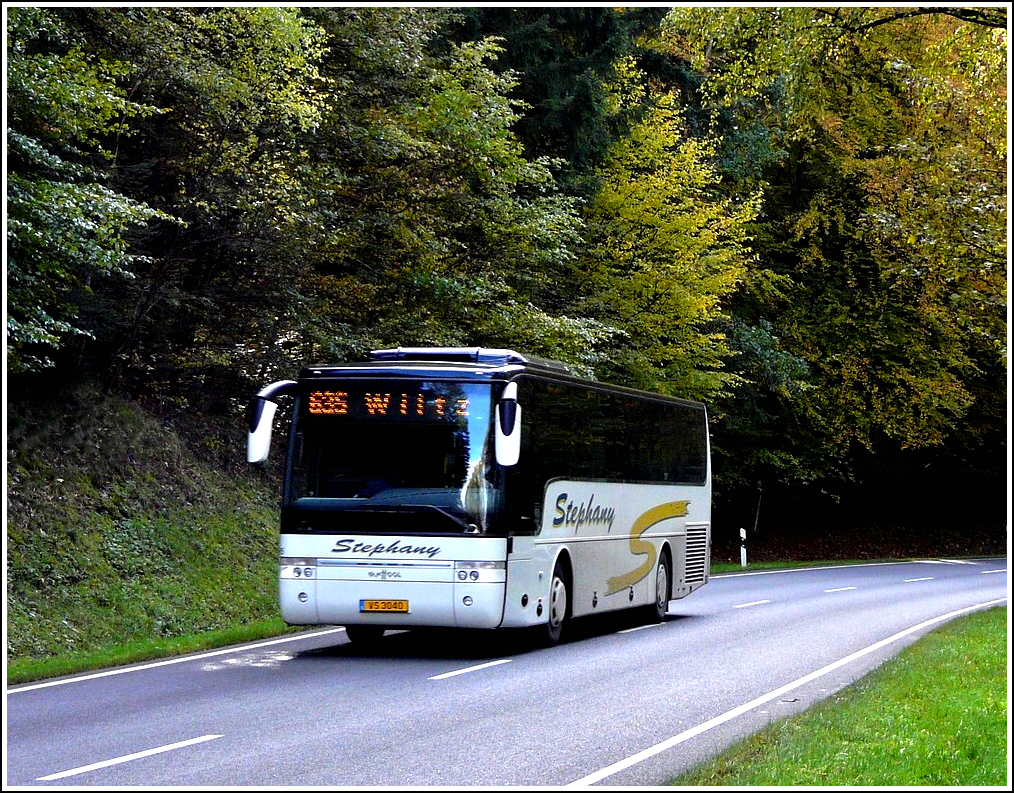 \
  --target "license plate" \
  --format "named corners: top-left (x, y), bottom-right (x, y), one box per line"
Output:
top-left (360, 599), bottom-right (409, 613)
